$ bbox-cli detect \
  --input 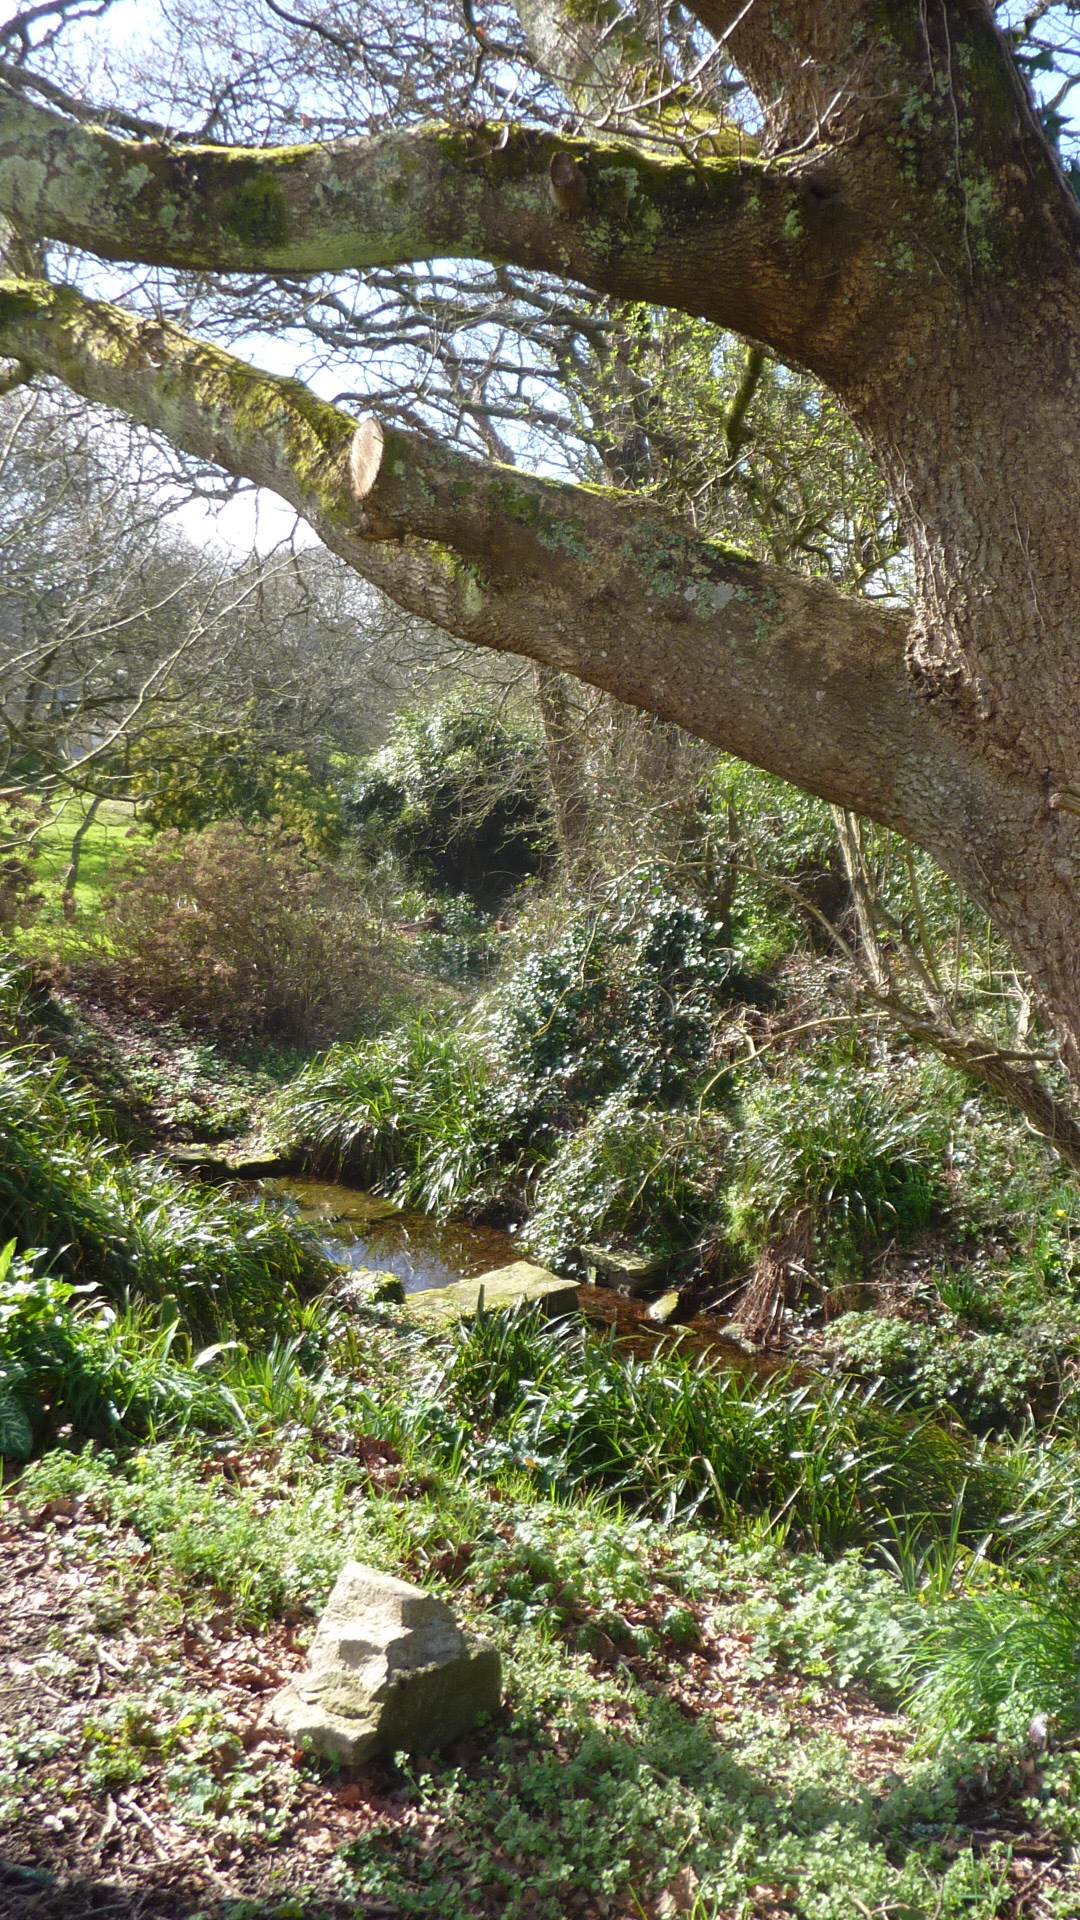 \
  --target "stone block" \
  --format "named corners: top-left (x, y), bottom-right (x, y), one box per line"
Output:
top-left (402, 1260), bottom-right (578, 1327)
top-left (271, 1562), bottom-right (501, 1766)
